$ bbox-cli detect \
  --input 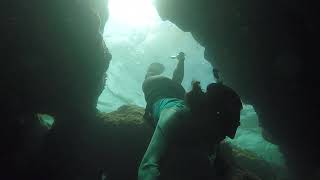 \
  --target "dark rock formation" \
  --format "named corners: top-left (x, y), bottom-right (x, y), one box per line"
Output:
top-left (37, 105), bottom-right (152, 180)
top-left (98, 105), bottom-right (154, 180)
top-left (154, 0), bottom-right (319, 179)
top-left (1, 0), bottom-right (111, 178)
